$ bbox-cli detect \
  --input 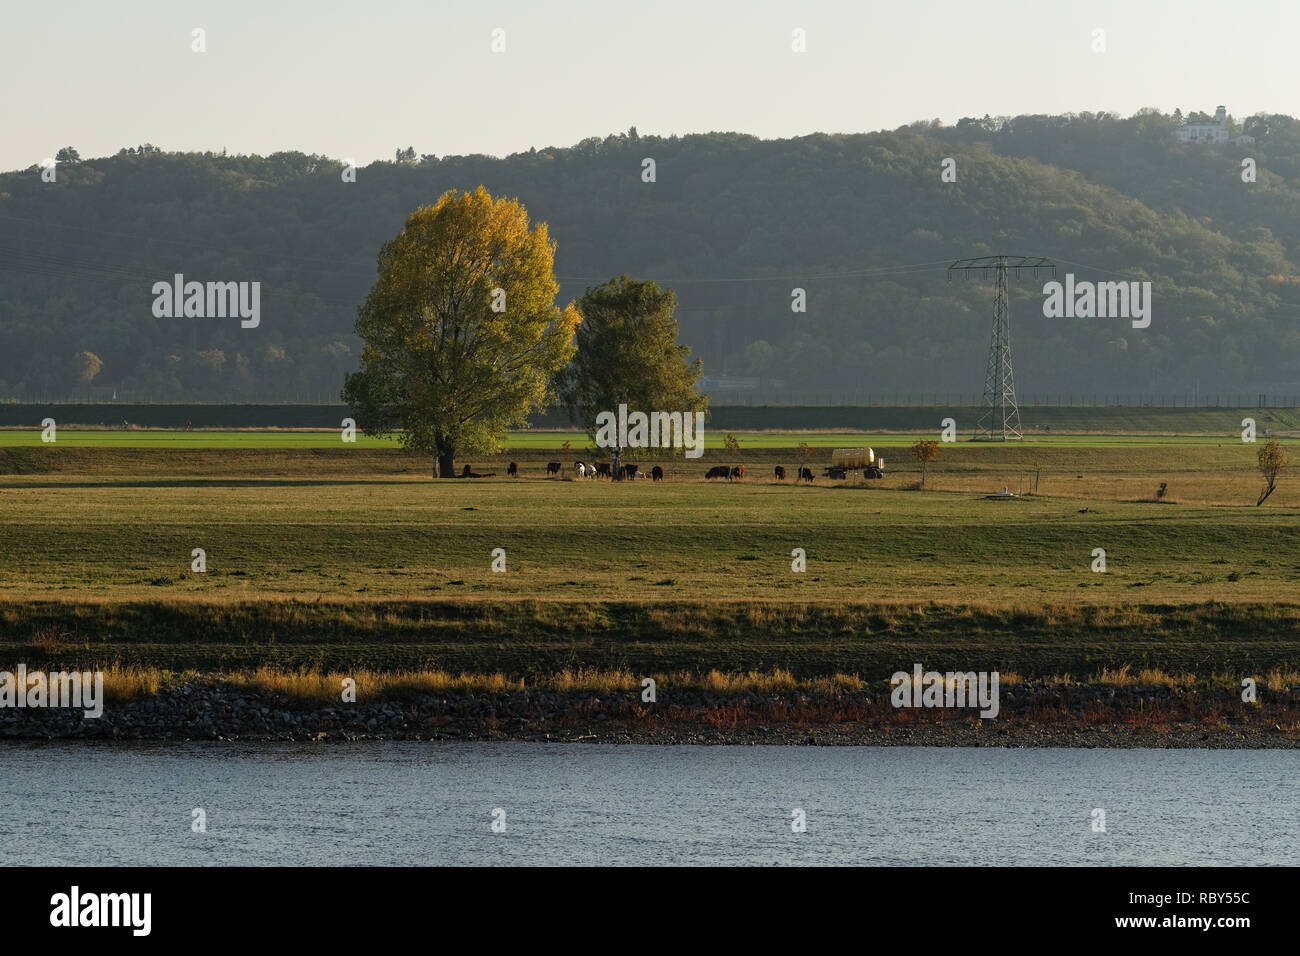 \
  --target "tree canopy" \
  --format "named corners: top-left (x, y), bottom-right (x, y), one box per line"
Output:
top-left (555, 275), bottom-right (706, 451)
